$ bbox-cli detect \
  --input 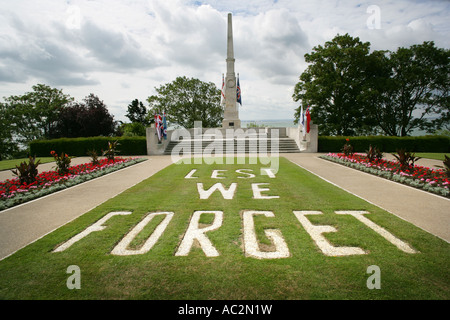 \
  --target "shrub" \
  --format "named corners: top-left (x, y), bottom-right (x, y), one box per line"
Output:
top-left (444, 155), bottom-right (450, 177)
top-left (392, 149), bottom-right (421, 171)
top-left (11, 156), bottom-right (41, 185)
top-left (50, 151), bottom-right (72, 175)
top-left (102, 141), bottom-right (119, 161)
top-left (87, 149), bottom-right (100, 166)
top-left (30, 136), bottom-right (147, 157)
top-left (366, 145), bottom-right (383, 162)
top-left (318, 135), bottom-right (450, 153)
top-left (341, 138), bottom-right (354, 156)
